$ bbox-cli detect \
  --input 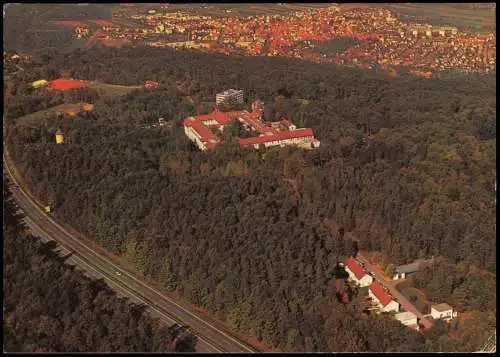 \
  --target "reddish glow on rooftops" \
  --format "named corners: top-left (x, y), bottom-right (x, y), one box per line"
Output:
top-left (346, 256), bottom-right (367, 280)
top-left (238, 128), bottom-right (314, 146)
top-left (369, 281), bottom-right (392, 306)
top-left (184, 106), bottom-right (319, 151)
